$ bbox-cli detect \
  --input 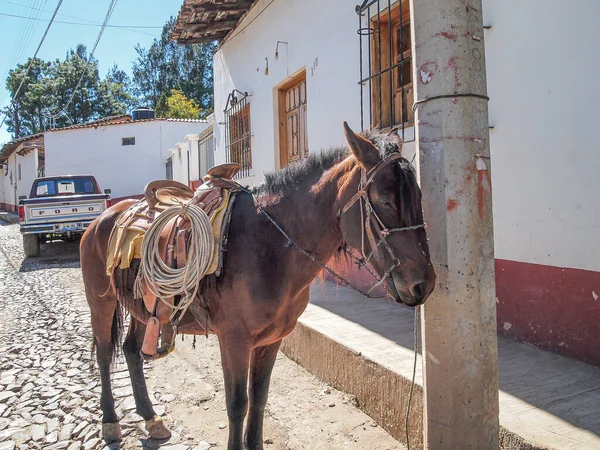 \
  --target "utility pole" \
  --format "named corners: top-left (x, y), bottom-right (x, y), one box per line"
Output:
top-left (409, 0), bottom-right (499, 448)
